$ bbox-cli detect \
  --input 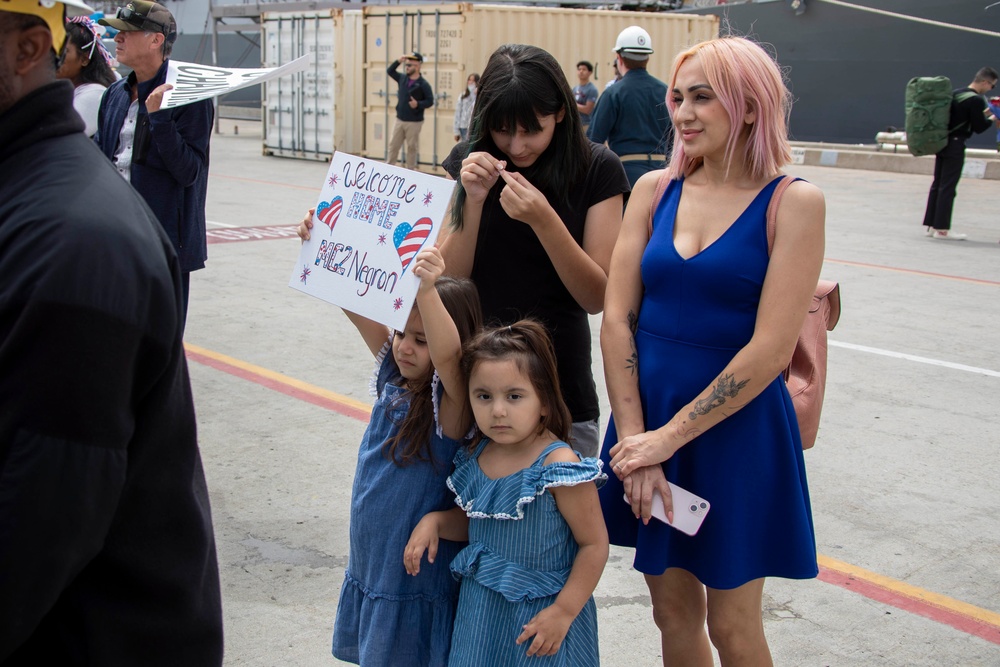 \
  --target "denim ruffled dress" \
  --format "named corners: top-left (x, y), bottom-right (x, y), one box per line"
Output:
top-left (446, 440), bottom-right (605, 667)
top-left (332, 342), bottom-right (464, 666)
